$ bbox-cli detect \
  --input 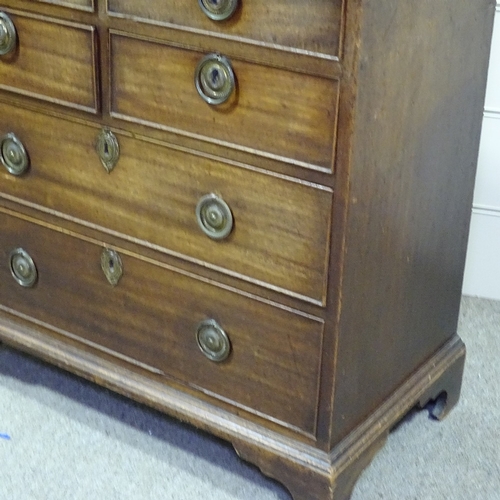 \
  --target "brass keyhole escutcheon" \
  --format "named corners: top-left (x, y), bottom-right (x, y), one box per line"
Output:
top-left (101, 248), bottom-right (123, 286)
top-left (96, 128), bottom-right (120, 174)
top-left (0, 133), bottom-right (29, 176)
top-left (0, 12), bottom-right (17, 56)
top-left (198, 0), bottom-right (238, 21)
top-left (196, 193), bottom-right (234, 240)
top-left (195, 54), bottom-right (235, 105)
top-left (196, 319), bottom-right (231, 362)
top-left (9, 248), bottom-right (38, 288)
